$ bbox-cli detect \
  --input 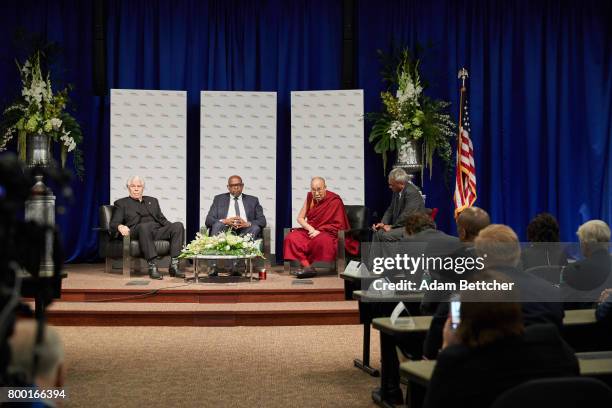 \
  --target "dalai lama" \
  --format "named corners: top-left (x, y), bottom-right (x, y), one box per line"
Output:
top-left (283, 176), bottom-right (358, 278)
